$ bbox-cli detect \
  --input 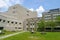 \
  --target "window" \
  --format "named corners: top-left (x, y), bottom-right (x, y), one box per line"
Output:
top-left (15, 22), bottom-right (17, 24)
top-left (15, 27), bottom-right (17, 29)
top-left (19, 23), bottom-right (21, 24)
top-left (7, 21), bottom-right (10, 23)
top-left (26, 24), bottom-right (28, 25)
top-left (30, 24), bottom-right (32, 25)
top-left (27, 28), bottom-right (28, 30)
top-left (48, 12), bottom-right (50, 13)
top-left (13, 7), bottom-right (16, 9)
top-left (13, 11), bottom-right (16, 13)
top-left (11, 22), bottom-right (14, 24)
top-left (0, 19), bottom-right (2, 22)
top-left (27, 14), bottom-right (29, 16)
top-left (33, 23), bottom-right (34, 25)
top-left (27, 11), bottom-right (29, 12)
top-left (3, 20), bottom-right (5, 22)
top-left (0, 27), bottom-right (3, 30)
top-left (18, 27), bottom-right (21, 29)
